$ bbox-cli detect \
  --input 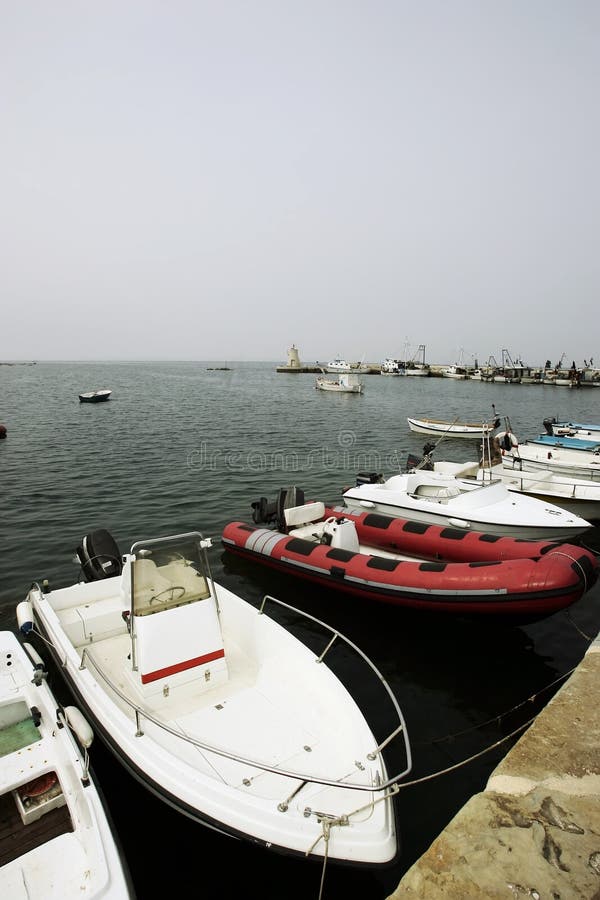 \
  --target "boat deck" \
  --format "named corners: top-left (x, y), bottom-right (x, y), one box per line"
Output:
top-left (0, 789), bottom-right (72, 867)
